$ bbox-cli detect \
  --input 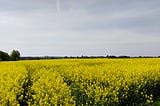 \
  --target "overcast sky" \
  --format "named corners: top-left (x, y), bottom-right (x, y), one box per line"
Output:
top-left (0, 0), bottom-right (160, 56)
